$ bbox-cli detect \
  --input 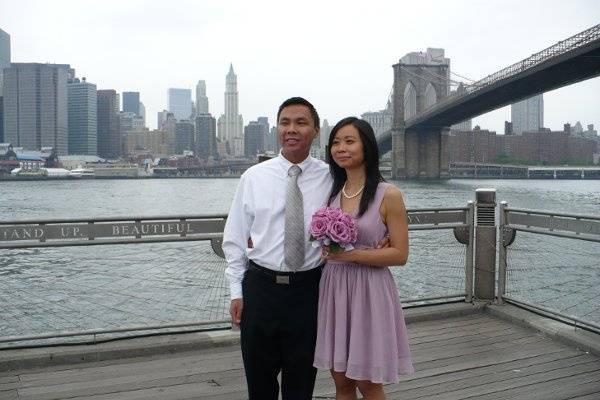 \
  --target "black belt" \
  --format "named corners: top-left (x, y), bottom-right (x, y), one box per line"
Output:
top-left (248, 260), bottom-right (323, 285)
